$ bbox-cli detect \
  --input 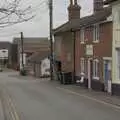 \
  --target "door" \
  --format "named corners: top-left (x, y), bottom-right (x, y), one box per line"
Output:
top-left (88, 59), bottom-right (93, 89)
top-left (104, 60), bottom-right (111, 92)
